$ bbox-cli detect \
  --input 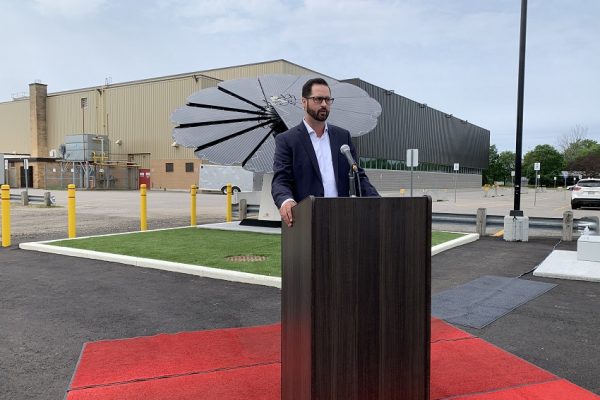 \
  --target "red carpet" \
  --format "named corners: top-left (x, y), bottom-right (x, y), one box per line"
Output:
top-left (70, 324), bottom-right (280, 389)
top-left (67, 319), bottom-right (599, 400)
